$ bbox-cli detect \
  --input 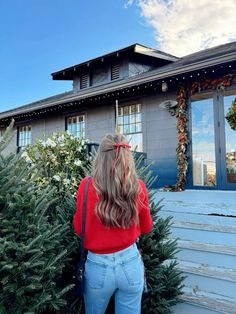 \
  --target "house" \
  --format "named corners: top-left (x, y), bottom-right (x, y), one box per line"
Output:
top-left (1, 42), bottom-right (236, 313)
